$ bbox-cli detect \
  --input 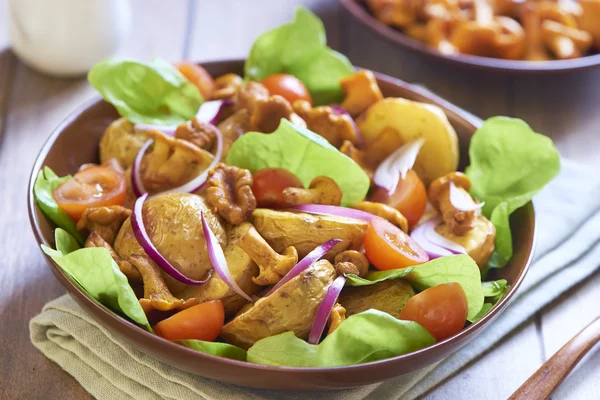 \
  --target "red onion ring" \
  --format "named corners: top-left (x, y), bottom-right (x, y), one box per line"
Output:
top-left (410, 219), bottom-right (455, 259)
top-left (201, 212), bottom-right (252, 302)
top-left (131, 139), bottom-right (153, 197)
top-left (288, 204), bottom-right (375, 222)
top-left (308, 275), bottom-right (346, 344)
top-left (131, 193), bottom-right (212, 286)
top-left (134, 124), bottom-right (176, 136)
top-left (449, 181), bottom-right (484, 212)
top-left (266, 239), bottom-right (342, 296)
top-left (373, 138), bottom-right (424, 195)
top-left (421, 217), bottom-right (466, 255)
